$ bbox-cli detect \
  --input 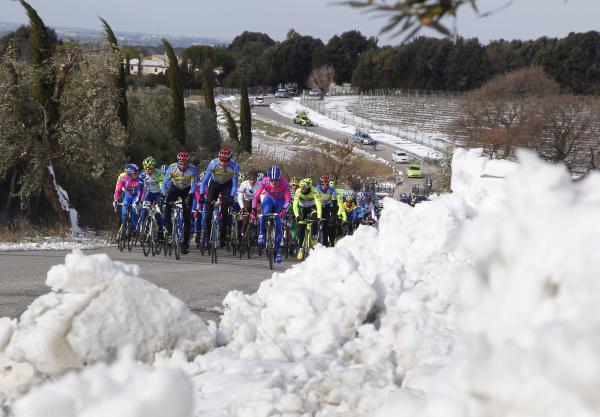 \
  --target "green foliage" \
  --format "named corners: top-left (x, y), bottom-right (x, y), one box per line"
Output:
top-left (0, 24), bottom-right (60, 62)
top-left (100, 17), bottom-right (128, 131)
top-left (223, 31), bottom-right (275, 88)
top-left (163, 38), bottom-right (186, 147)
top-left (219, 103), bottom-right (239, 144)
top-left (186, 102), bottom-right (221, 155)
top-left (317, 31), bottom-right (378, 84)
top-left (261, 33), bottom-right (324, 88)
top-left (239, 75), bottom-right (252, 154)
top-left (20, 0), bottom-right (55, 116)
top-left (202, 66), bottom-right (216, 114)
